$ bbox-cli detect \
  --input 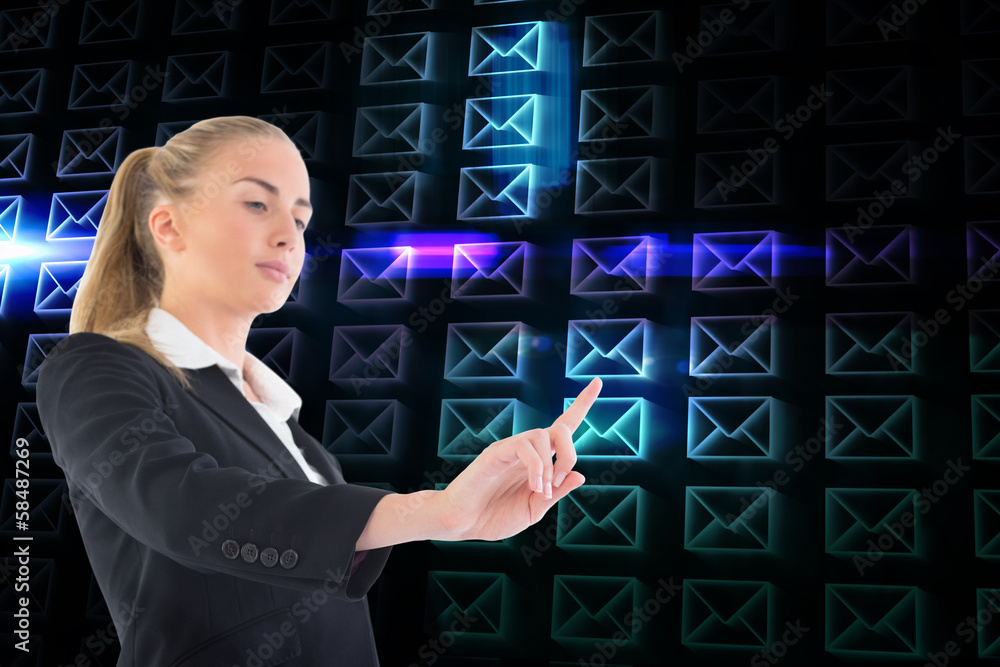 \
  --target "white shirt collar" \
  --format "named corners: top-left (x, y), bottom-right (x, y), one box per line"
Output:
top-left (144, 307), bottom-right (302, 421)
